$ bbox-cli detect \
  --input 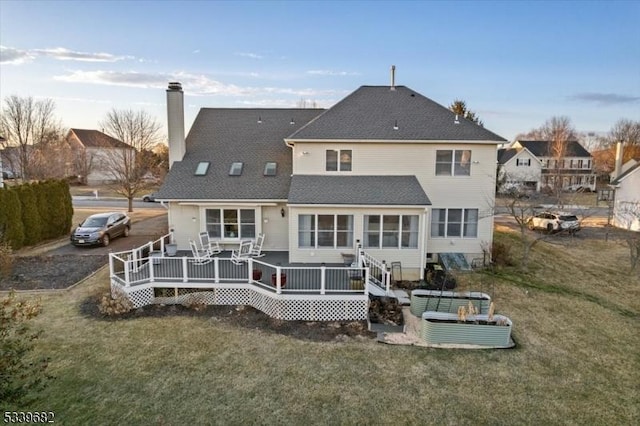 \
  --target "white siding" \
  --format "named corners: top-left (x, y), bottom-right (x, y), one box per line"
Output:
top-left (499, 150), bottom-right (542, 189)
top-left (613, 170), bottom-right (640, 231)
